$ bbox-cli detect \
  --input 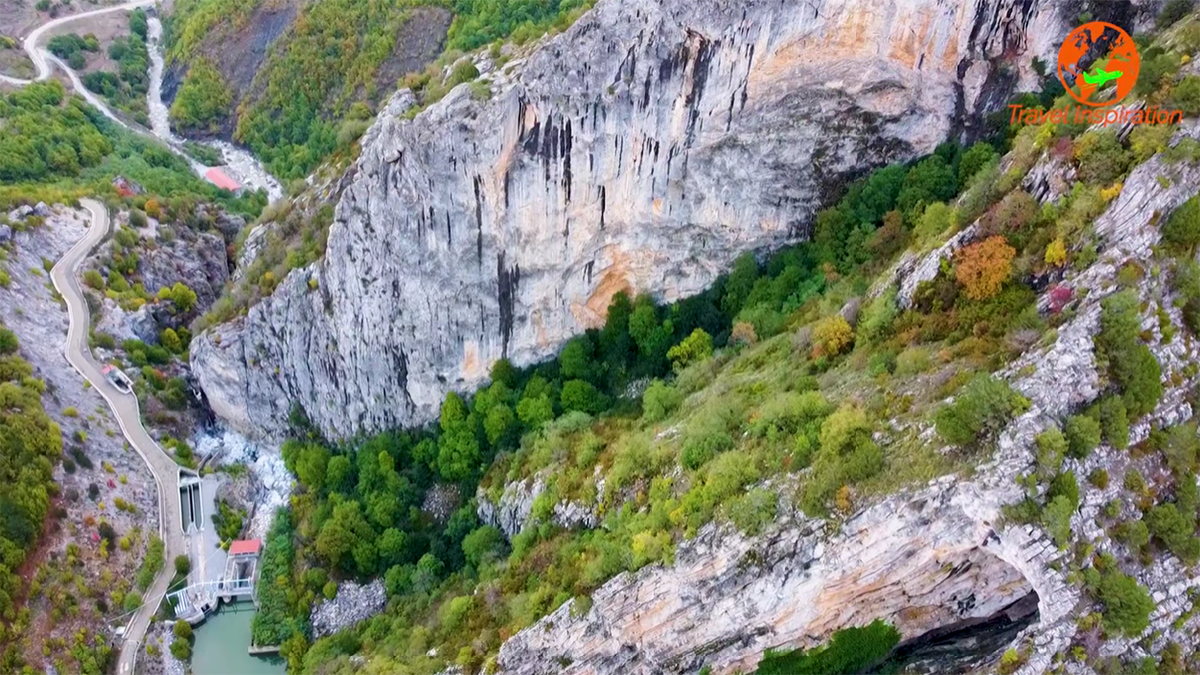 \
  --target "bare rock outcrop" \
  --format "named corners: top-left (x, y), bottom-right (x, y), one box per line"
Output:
top-left (192, 0), bottom-right (1076, 441)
